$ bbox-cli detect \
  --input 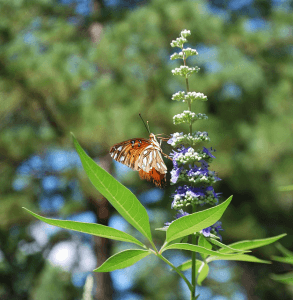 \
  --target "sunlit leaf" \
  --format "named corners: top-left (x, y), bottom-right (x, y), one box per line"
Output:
top-left (72, 134), bottom-right (152, 243)
top-left (198, 235), bottom-right (212, 259)
top-left (209, 238), bottom-right (250, 254)
top-left (165, 196), bottom-right (232, 243)
top-left (197, 261), bottom-right (209, 286)
top-left (162, 243), bottom-right (239, 257)
top-left (207, 254), bottom-right (270, 264)
top-left (218, 234), bottom-right (286, 253)
top-left (94, 249), bottom-right (151, 272)
top-left (23, 208), bottom-right (145, 248)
